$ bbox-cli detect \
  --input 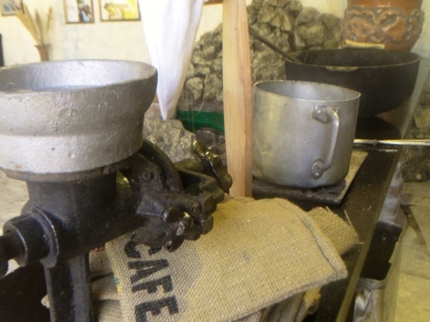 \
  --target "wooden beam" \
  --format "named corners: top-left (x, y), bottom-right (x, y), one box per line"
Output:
top-left (222, 0), bottom-right (253, 197)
